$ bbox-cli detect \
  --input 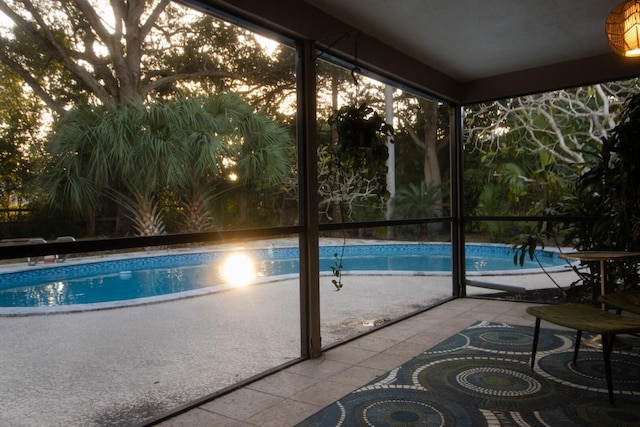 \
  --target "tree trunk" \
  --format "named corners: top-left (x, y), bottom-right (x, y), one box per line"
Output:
top-left (403, 99), bottom-right (447, 236)
top-left (385, 84), bottom-right (396, 239)
top-left (329, 69), bottom-right (343, 226)
top-left (420, 99), bottom-right (443, 219)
